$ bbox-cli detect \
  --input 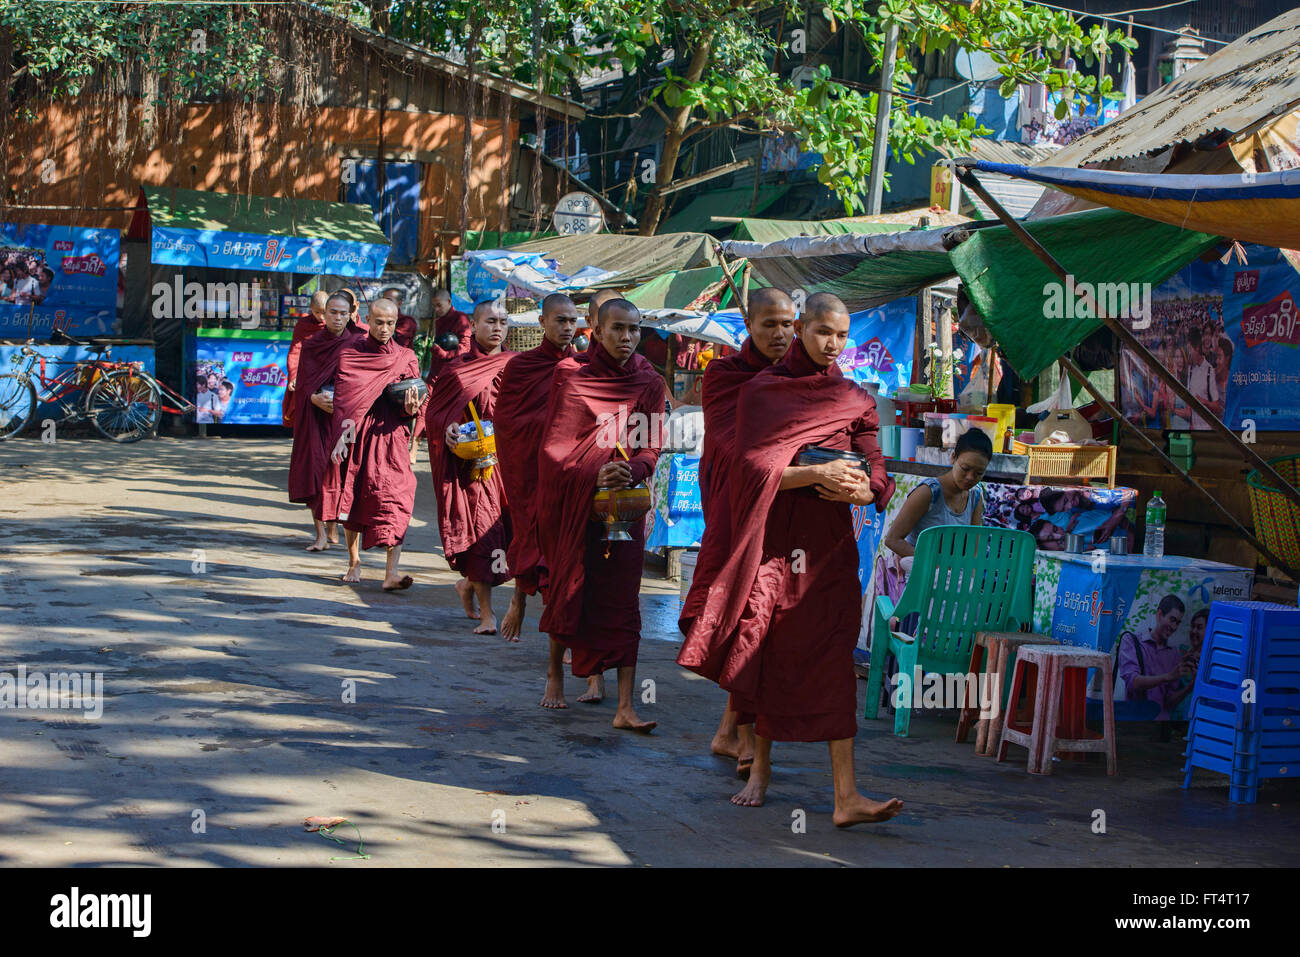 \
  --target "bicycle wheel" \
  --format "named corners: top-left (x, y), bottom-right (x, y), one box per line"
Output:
top-left (0, 374), bottom-right (37, 440)
top-left (86, 368), bottom-right (159, 442)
